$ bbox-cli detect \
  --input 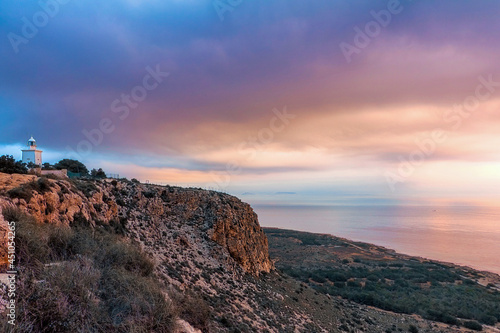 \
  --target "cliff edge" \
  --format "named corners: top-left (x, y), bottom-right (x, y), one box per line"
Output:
top-left (0, 172), bottom-right (273, 276)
